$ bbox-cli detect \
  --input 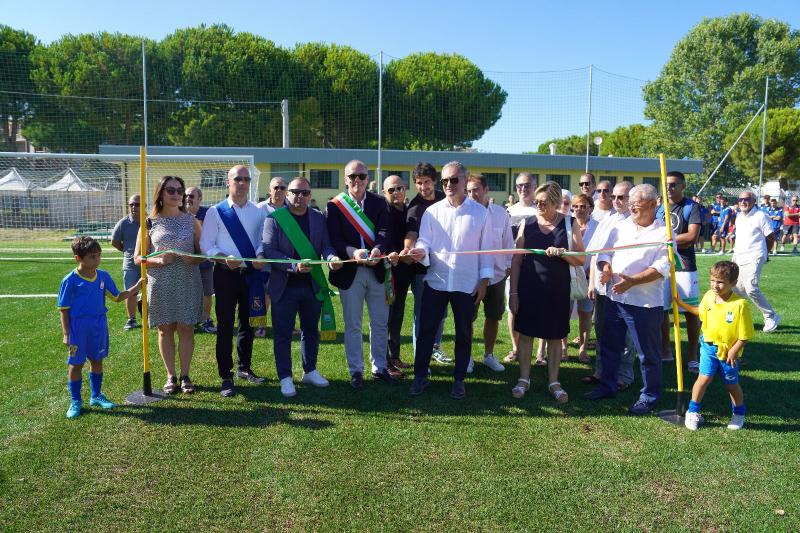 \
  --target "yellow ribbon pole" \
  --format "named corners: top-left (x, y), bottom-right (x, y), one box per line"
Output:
top-left (658, 153), bottom-right (686, 422)
top-left (138, 145), bottom-right (152, 395)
